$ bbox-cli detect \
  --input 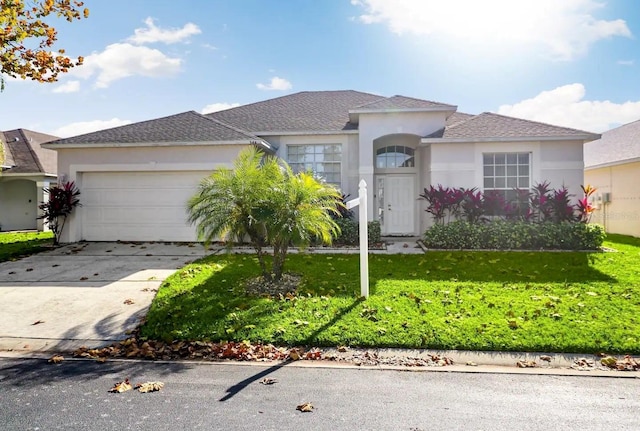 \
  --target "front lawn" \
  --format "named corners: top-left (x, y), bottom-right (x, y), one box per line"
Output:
top-left (0, 231), bottom-right (54, 262)
top-left (141, 234), bottom-right (640, 353)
